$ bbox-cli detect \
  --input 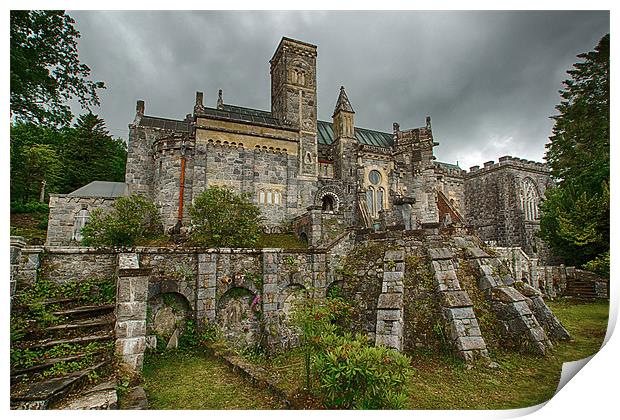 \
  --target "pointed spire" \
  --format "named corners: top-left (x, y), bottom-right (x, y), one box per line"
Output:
top-left (332, 86), bottom-right (355, 117)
